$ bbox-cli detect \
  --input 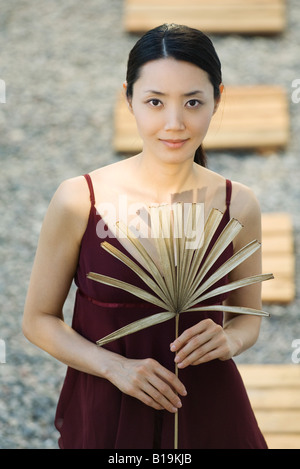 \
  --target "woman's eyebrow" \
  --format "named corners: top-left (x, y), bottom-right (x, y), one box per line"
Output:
top-left (184, 90), bottom-right (204, 97)
top-left (143, 90), bottom-right (204, 96)
top-left (143, 90), bottom-right (165, 95)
